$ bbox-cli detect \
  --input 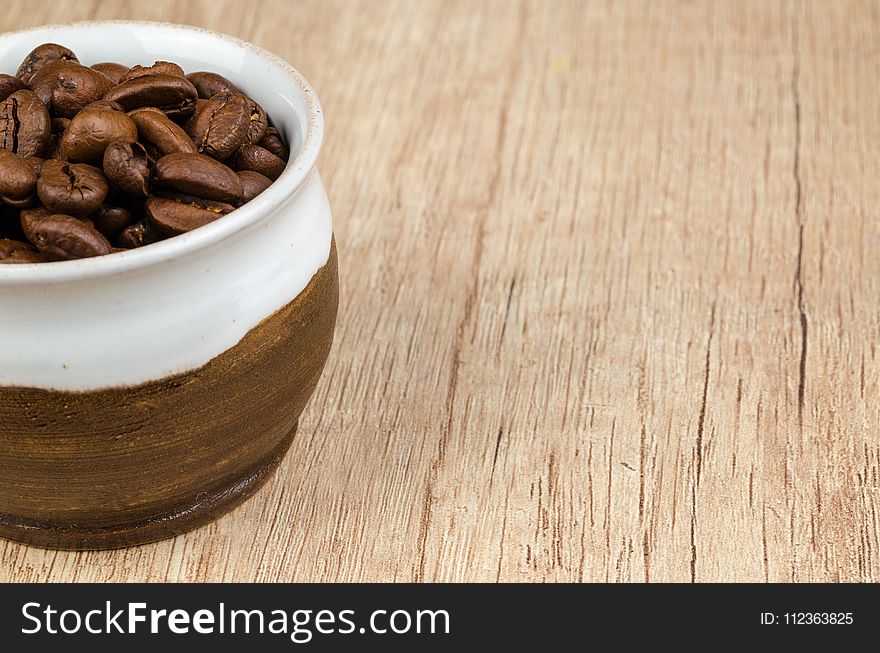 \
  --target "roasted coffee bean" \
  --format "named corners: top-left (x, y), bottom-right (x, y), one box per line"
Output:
top-left (103, 140), bottom-right (151, 196)
top-left (236, 170), bottom-right (272, 202)
top-left (60, 109), bottom-right (138, 164)
top-left (259, 126), bottom-right (289, 160)
top-left (0, 74), bottom-right (25, 102)
top-left (90, 62), bottom-right (129, 84)
top-left (0, 90), bottom-right (51, 157)
top-left (21, 208), bottom-right (111, 260)
top-left (145, 195), bottom-right (233, 235)
top-left (104, 75), bottom-right (198, 119)
top-left (27, 61), bottom-right (114, 118)
top-left (129, 107), bottom-right (196, 155)
top-left (154, 152), bottom-right (244, 203)
top-left (116, 219), bottom-right (162, 248)
top-left (37, 159), bottom-right (109, 217)
top-left (119, 61), bottom-right (185, 83)
top-left (2, 44), bottom-right (292, 259)
top-left (186, 71), bottom-right (238, 99)
top-left (232, 144), bottom-right (285, 180)
top-left (0, 238), bottom-right (52, 263)
top-left (0, 151), bottom-right (38, 206)
top-left (245, 98), bottom-right (268, 145)
top-left (91, 204), bottom-right (133, 238)
top-left (186, 92), bottom-right (250, 160)
top-left (17, 44), bottom-right (78, 84)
